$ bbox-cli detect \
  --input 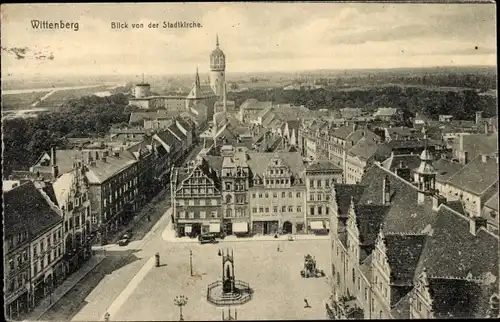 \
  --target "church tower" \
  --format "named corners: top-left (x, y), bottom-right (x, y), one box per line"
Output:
top-left (210, 34), bottom-right (226, 99)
